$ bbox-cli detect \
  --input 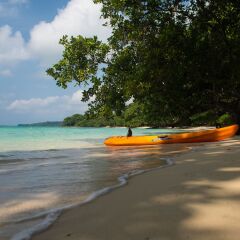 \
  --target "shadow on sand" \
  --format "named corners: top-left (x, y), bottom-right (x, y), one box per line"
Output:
top-left (33, 138), bottom-right (240, 240)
